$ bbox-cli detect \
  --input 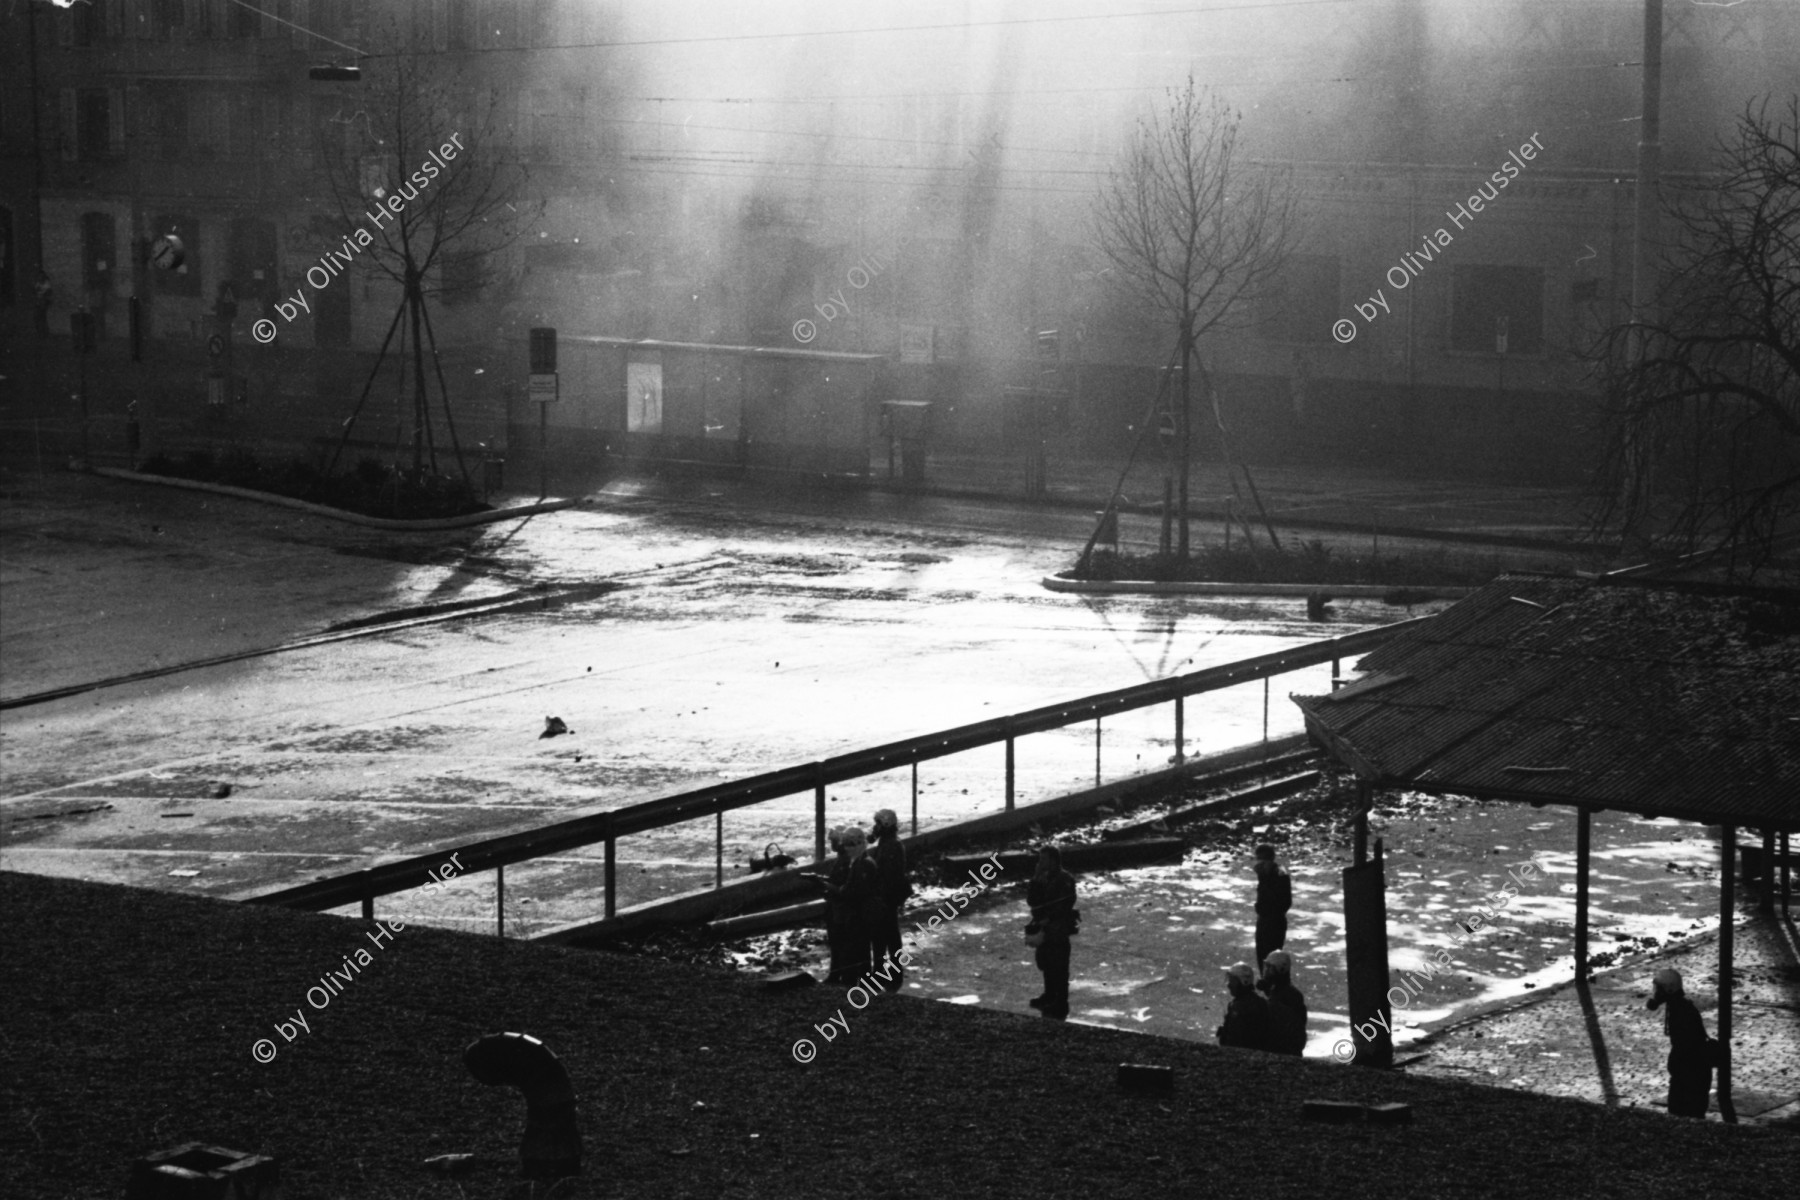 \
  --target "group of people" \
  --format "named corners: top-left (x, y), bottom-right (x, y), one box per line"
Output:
top-left (1213, 843), bottom-right (1309, 1053)
top-left (814, 823), bottom-right (1720, 1117)
top-left (813, 810), bottom-right (911, 989)
top-left (1216, 951), bottom-right (1309, 1055)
